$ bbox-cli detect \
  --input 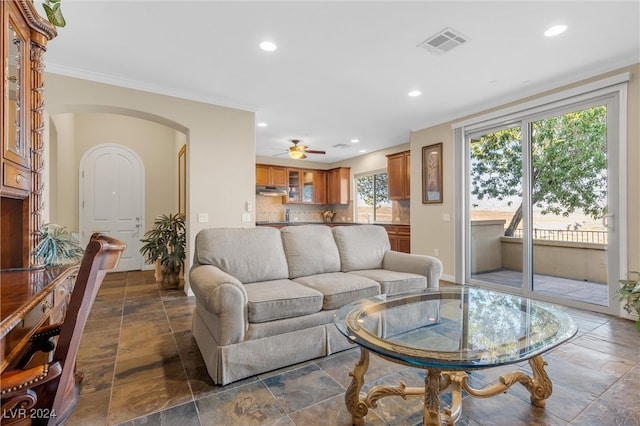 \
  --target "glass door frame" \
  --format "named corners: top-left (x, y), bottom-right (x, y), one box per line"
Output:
top-left (454, 75), bottom-right (628, 316)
